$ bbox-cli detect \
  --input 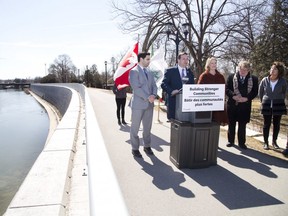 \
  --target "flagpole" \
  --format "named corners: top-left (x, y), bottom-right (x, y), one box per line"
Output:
top-left (154, 98), bottom-right (162, 124)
